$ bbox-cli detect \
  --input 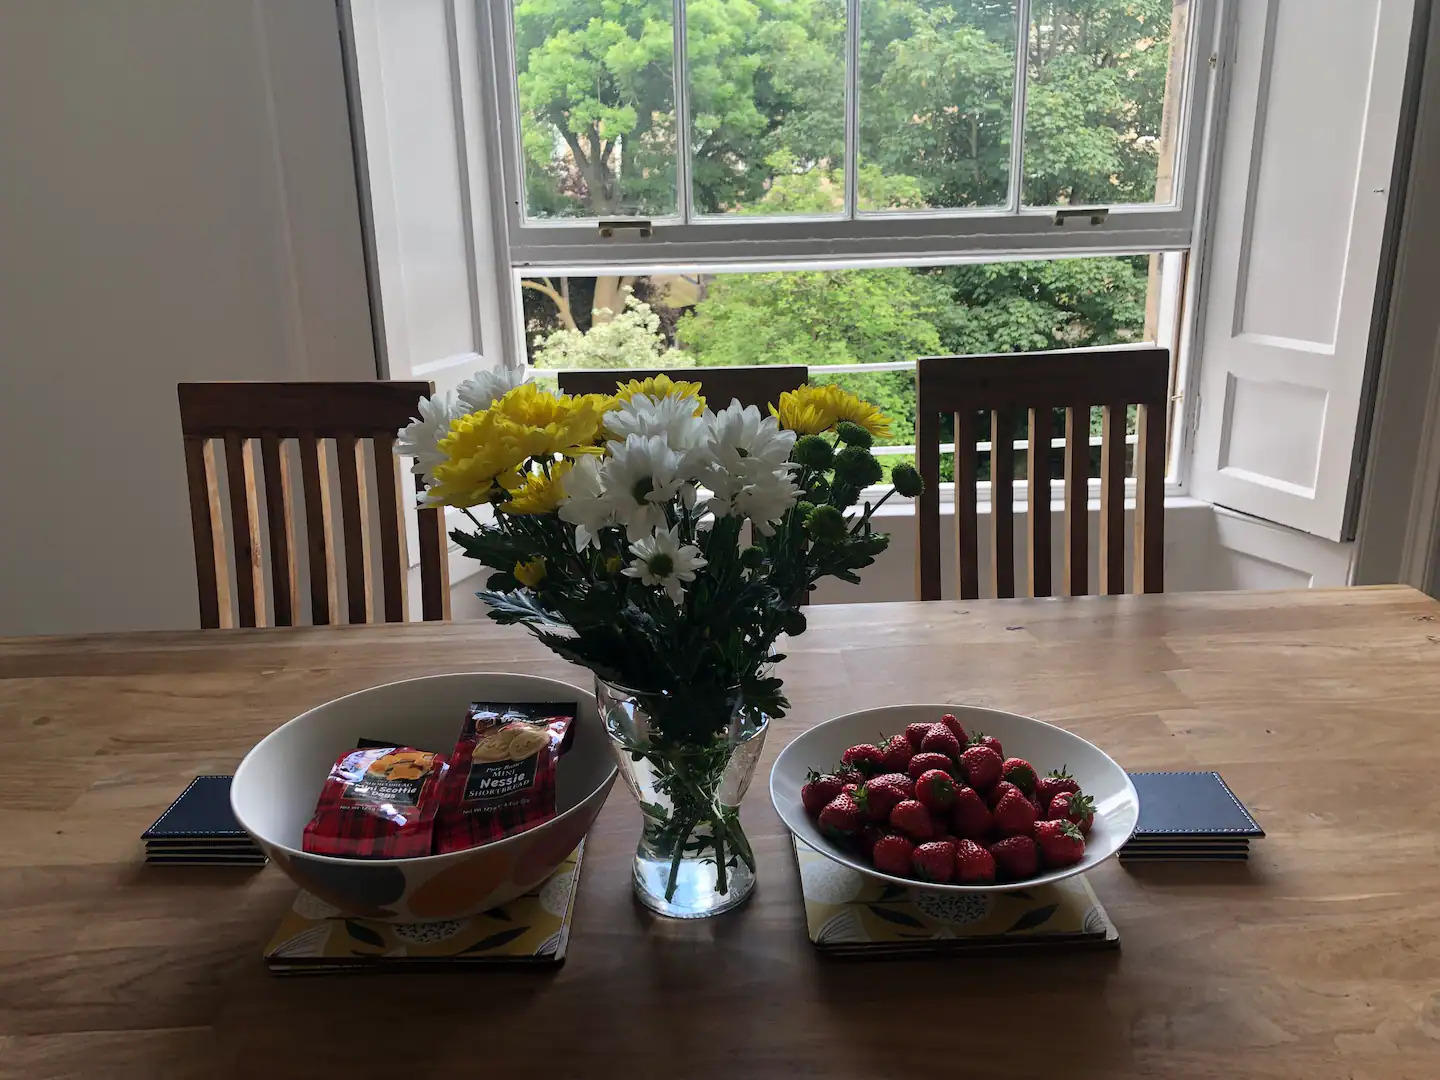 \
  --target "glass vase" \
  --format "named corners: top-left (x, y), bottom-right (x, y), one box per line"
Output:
top-left (596, 677), bottom-right (769, 919)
